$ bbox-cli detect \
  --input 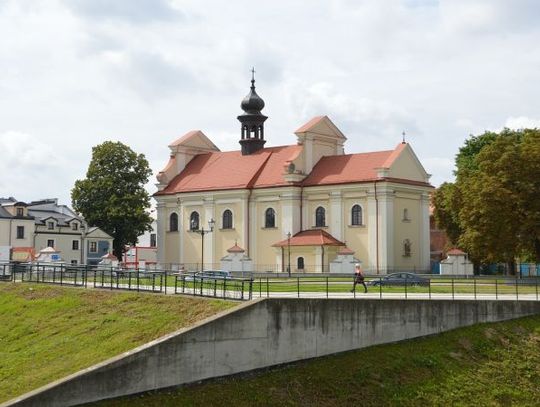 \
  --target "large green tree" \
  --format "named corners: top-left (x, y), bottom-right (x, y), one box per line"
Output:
top-left (72, 141), bottom-right (153, 261)
top-left (433, 128), bottom-right (540, 266)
